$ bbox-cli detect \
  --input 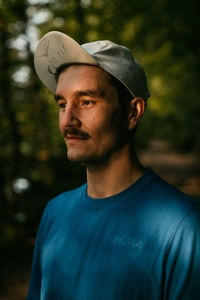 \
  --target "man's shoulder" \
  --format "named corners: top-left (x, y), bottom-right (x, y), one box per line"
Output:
top-left (147, 170), bottom-right (199, 210)
top-left (139, 169), bottom-right (200, 226)
top-left (35, 184), bottom-right (87, 239)
top-left (132, 170), bottom-right (200, 250)
top-left (45, 184), bottom-right (86, 215)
